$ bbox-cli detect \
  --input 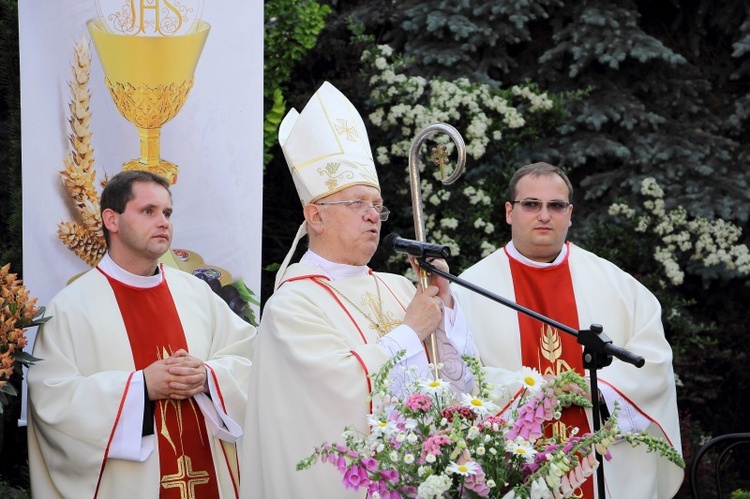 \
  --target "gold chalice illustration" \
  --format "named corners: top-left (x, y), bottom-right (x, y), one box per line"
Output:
top-left (87, 17), bottom-right (210, 183)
